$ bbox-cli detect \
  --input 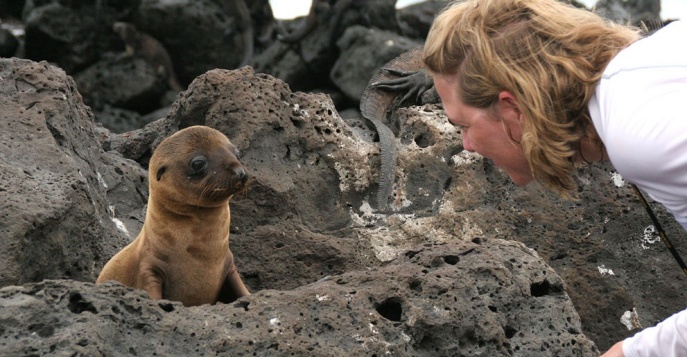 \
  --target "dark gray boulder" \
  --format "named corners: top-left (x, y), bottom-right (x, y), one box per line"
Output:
top-left (253, 0), bottom-right (398, 92)
top-left (21, 0), bottom-right (140, 73)
top-left (331, 25), bottom-right (422, 102)
top-left (1, 56), bottom-right (686, 355)
top-left (397, 0), bottom-right (449, 40)
top-left (74, 55), bottom-right (168, 116)
top-left (595, 0), bottom-right (663, 29)
top-left (134, 0), bottom-right (248, 84)
top-left (103, 65), bottom-right (687, 352)
top-left (0, 27), bottom-right (19, 57)
top-left (0, 58), bottom-right (136, 286)
top-left (0, 238), bottom-right (598, 356)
